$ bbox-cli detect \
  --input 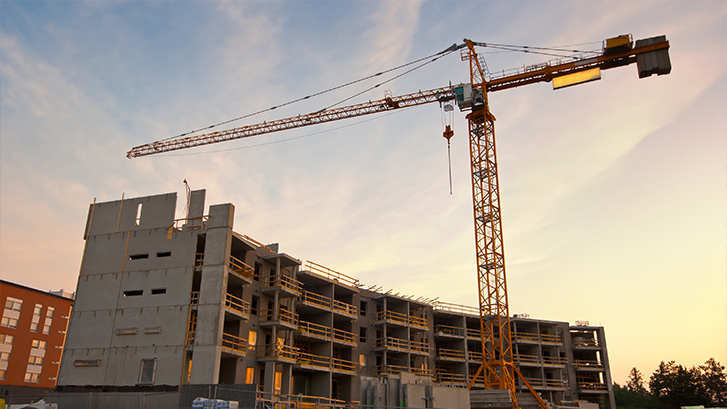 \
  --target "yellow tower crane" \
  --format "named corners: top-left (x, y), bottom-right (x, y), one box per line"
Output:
top-left (127, 34), bottom-right (671, 409)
